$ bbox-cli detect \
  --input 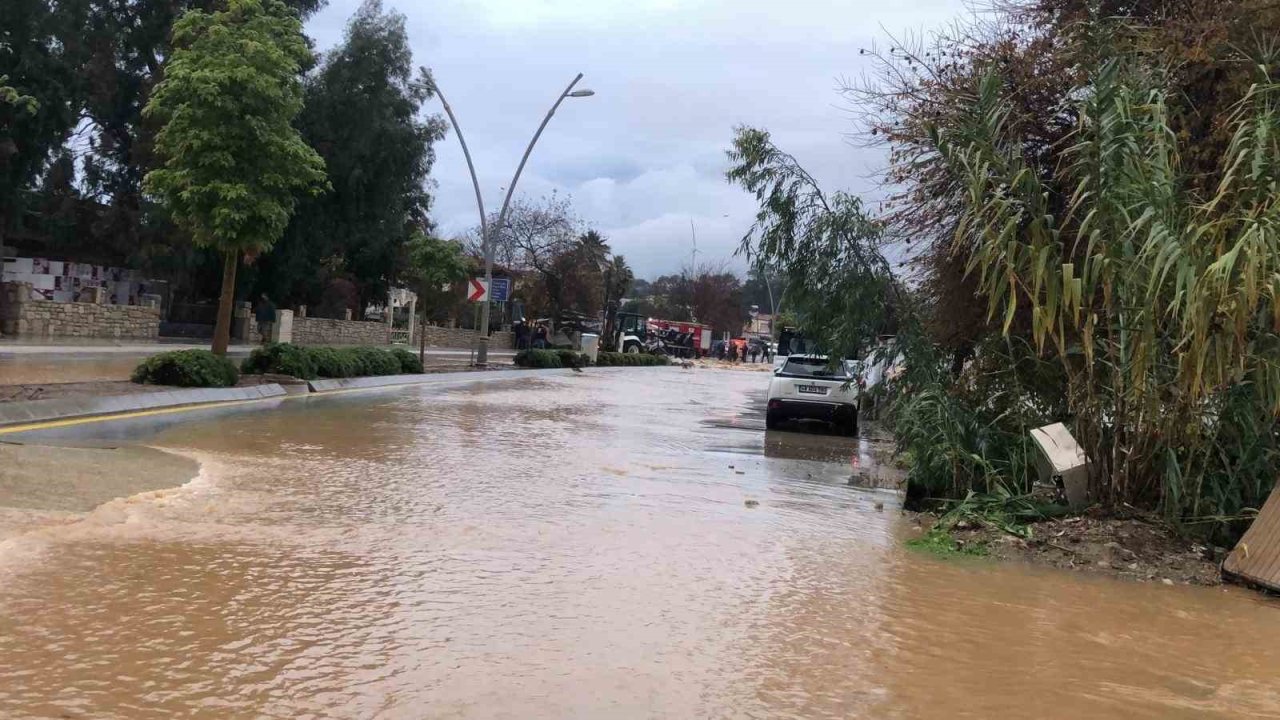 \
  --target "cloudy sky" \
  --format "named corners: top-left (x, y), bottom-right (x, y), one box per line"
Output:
top-left (305, 0), bottom-right (968, 279)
